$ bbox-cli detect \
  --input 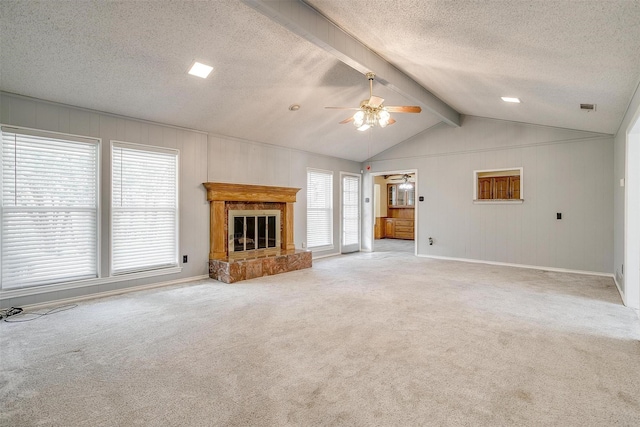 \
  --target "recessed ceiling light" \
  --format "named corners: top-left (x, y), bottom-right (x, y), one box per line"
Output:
top-left (188, 61), bottom-right (213, 79)
top-left (289, 104), bottom-right (301, 111)
top-left (501, 97), bottom-right (521, 103)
